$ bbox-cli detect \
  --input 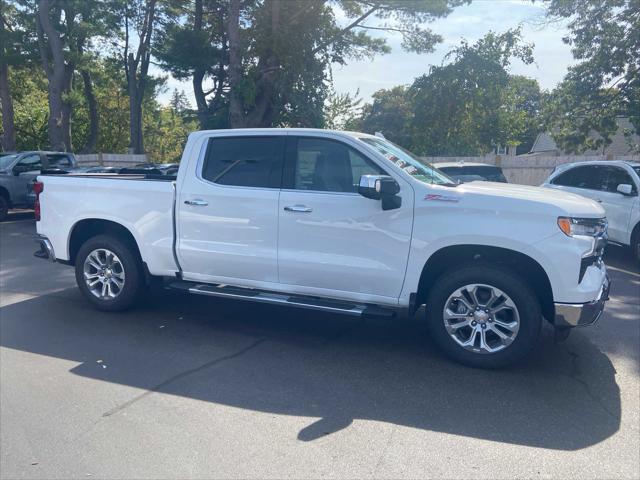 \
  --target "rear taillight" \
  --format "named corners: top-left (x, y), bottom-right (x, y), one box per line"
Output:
top-left (33, 181), bottom-right (43, 221)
